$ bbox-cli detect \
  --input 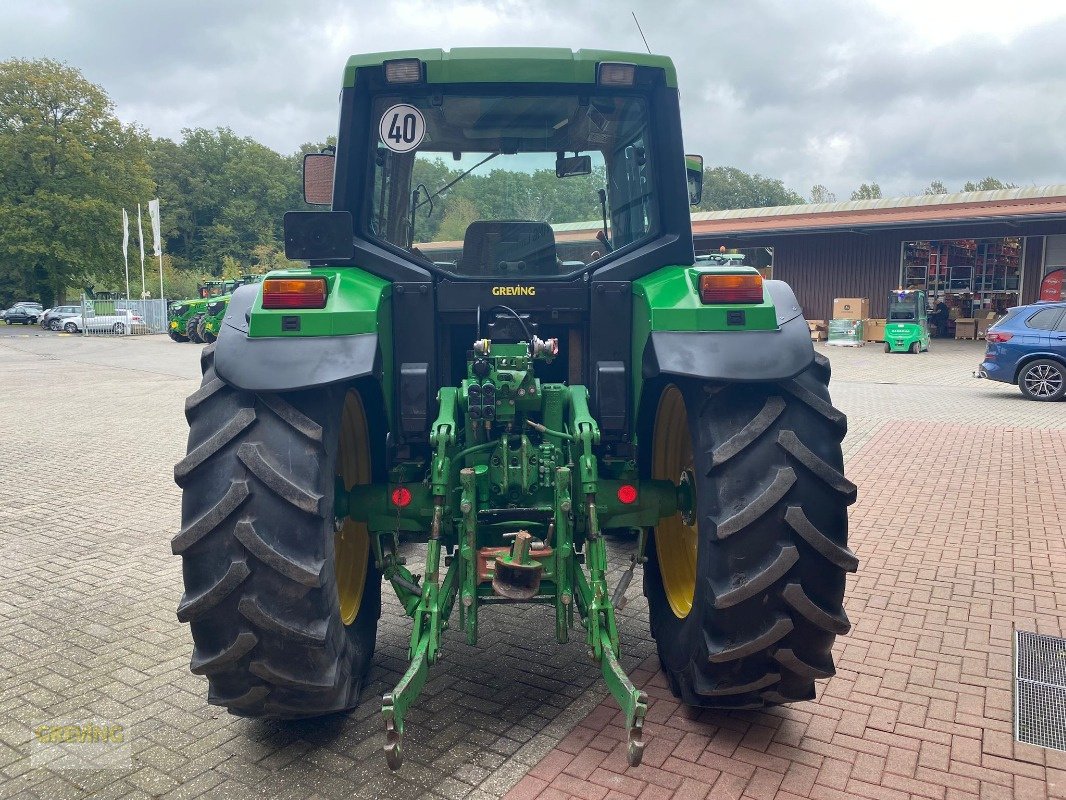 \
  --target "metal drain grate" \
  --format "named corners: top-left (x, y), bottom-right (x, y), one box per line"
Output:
top-left (1015, 630), bottom-right (1066, 751)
